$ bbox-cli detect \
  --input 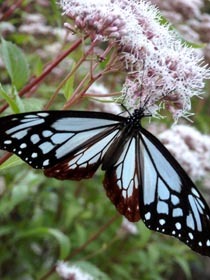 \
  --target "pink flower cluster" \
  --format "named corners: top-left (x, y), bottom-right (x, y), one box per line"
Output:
top-left (56, 261), bottom-right (93, 280)
top-left (151, 0), bottom-right (210, 63)
top-left (159, 124), bottom-right (210, 180)
top-left (60, 0), bottom-right (210, 121)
